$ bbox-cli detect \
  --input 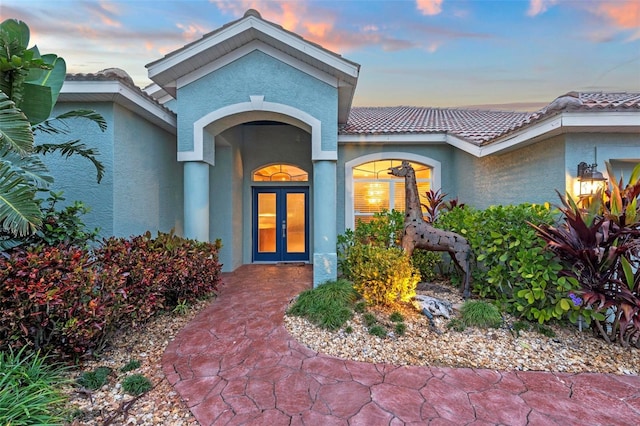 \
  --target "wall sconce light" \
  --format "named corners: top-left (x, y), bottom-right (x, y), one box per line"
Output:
top-left (577, 162), bottom-right (607, 197)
